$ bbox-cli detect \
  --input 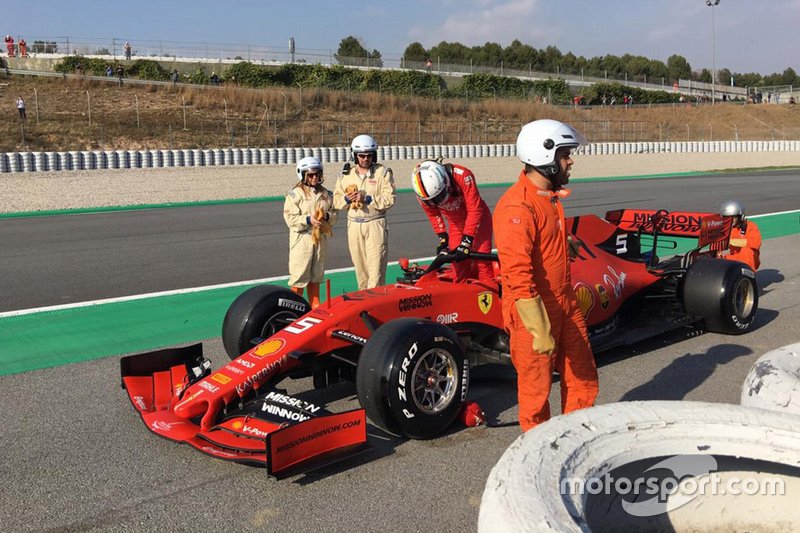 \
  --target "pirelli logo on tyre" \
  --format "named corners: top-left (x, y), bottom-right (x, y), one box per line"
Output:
top-left (398, 294), bottom-right (432, 312)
